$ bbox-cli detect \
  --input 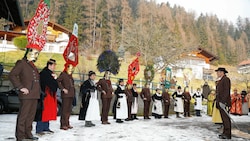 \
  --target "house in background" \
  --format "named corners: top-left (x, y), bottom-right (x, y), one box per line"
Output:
top-left (238, 60), bottom-right (250, 74)
top-left (172, 48), bottom-right (217, 82)
top-left (0, 20), bottom-right (72, 54)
